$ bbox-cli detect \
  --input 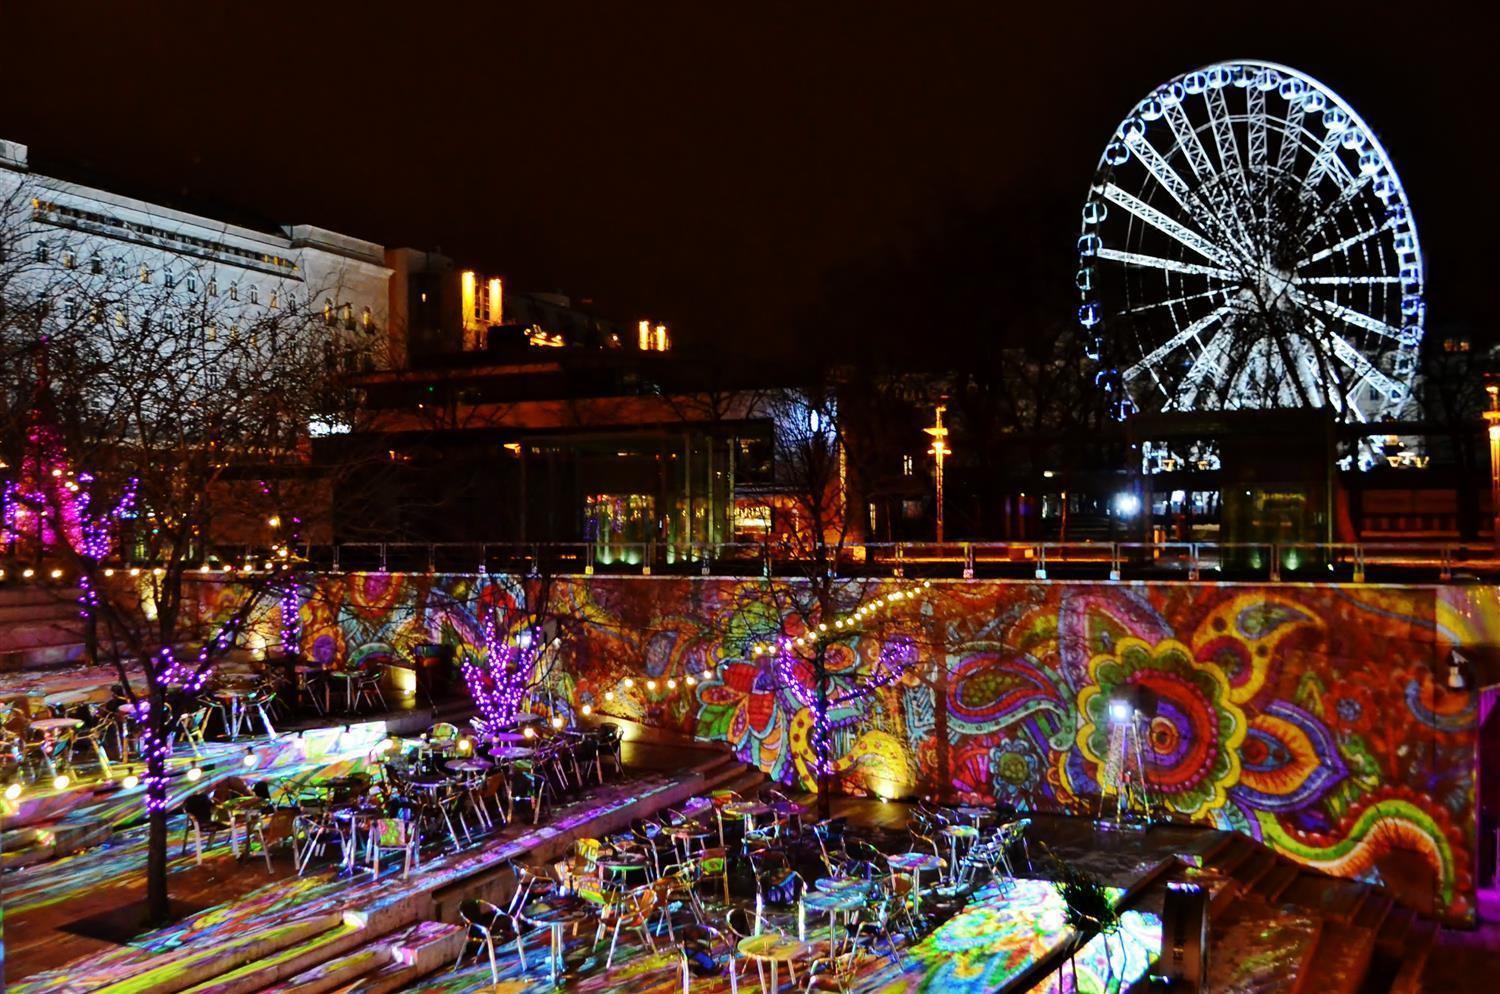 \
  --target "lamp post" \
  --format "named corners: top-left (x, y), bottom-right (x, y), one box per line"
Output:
top-left (1485, 383), bottom-right (1500, 549)
top-left (924, 404), bottom-right (950, 544)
